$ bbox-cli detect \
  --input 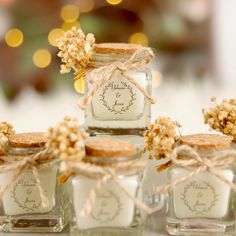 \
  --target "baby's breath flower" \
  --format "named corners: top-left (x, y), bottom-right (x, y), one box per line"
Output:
top-left (46, 117), bottom-right (88, 161)
top-left (0, 122), bottom-right (15, 155)
top-left (56, 27), bottom-right (95, 75)
top-left (203, 97), bottom-right (236, 141)
top-left (143, 117), bottom-right (180, 160)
